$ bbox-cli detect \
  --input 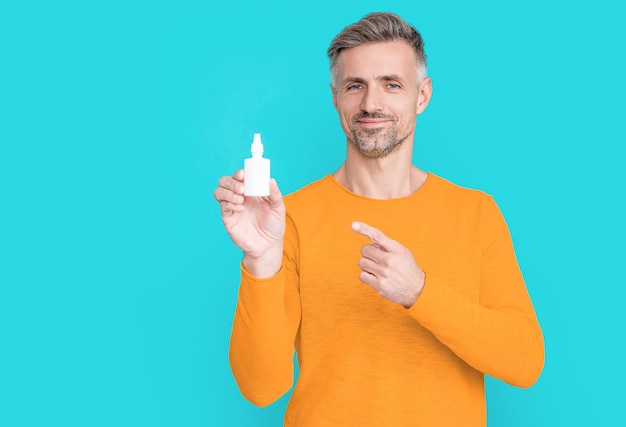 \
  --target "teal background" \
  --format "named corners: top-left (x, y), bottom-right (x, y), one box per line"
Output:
top-left (2, 0), bottom-right (625, 425)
